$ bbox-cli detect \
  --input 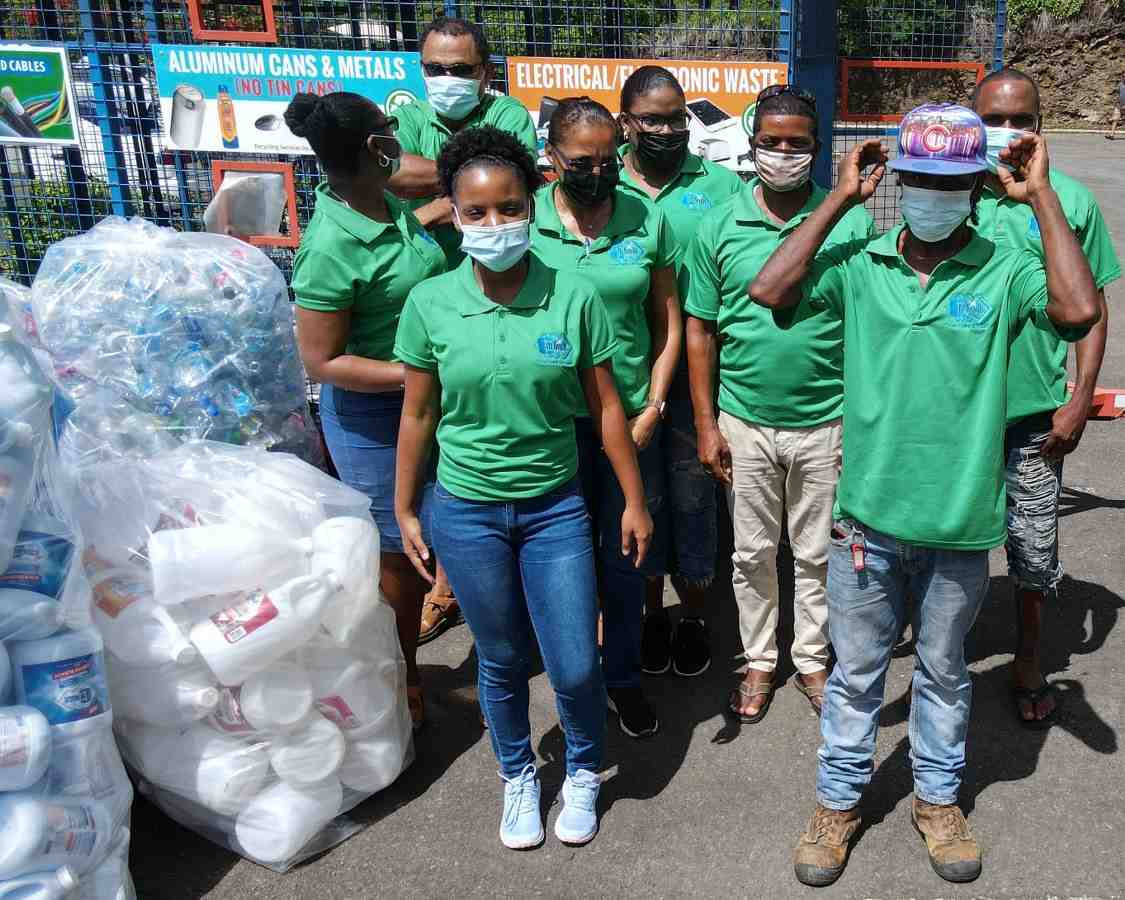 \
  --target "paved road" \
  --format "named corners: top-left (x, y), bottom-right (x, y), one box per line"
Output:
top-left (131, 134), bottom-right (1125, 900)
